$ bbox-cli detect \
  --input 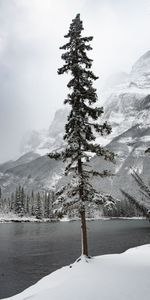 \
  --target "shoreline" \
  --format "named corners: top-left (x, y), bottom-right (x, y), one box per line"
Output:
top-left (3, 244), bottom-right (150, 300)
top-left (0, 216), bottom-right (146, 223)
